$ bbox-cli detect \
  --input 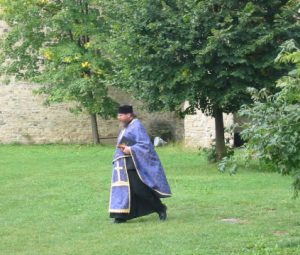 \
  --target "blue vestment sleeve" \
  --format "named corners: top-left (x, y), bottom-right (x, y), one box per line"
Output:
top-left (127, 120), bottom-right (172, 197)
